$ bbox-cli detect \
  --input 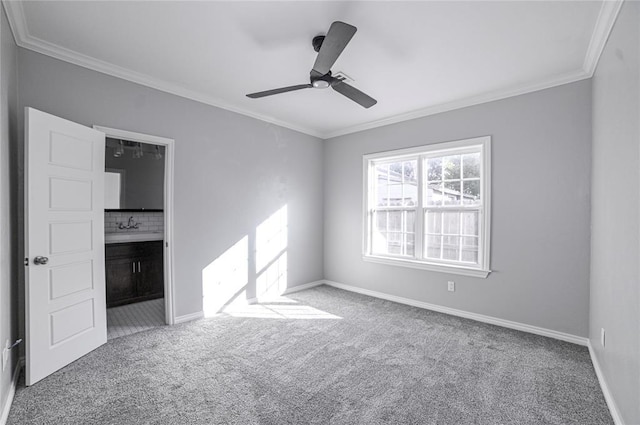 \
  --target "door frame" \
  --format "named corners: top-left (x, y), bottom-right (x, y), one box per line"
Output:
top-left (94, 126), bottom-right (176, 325)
